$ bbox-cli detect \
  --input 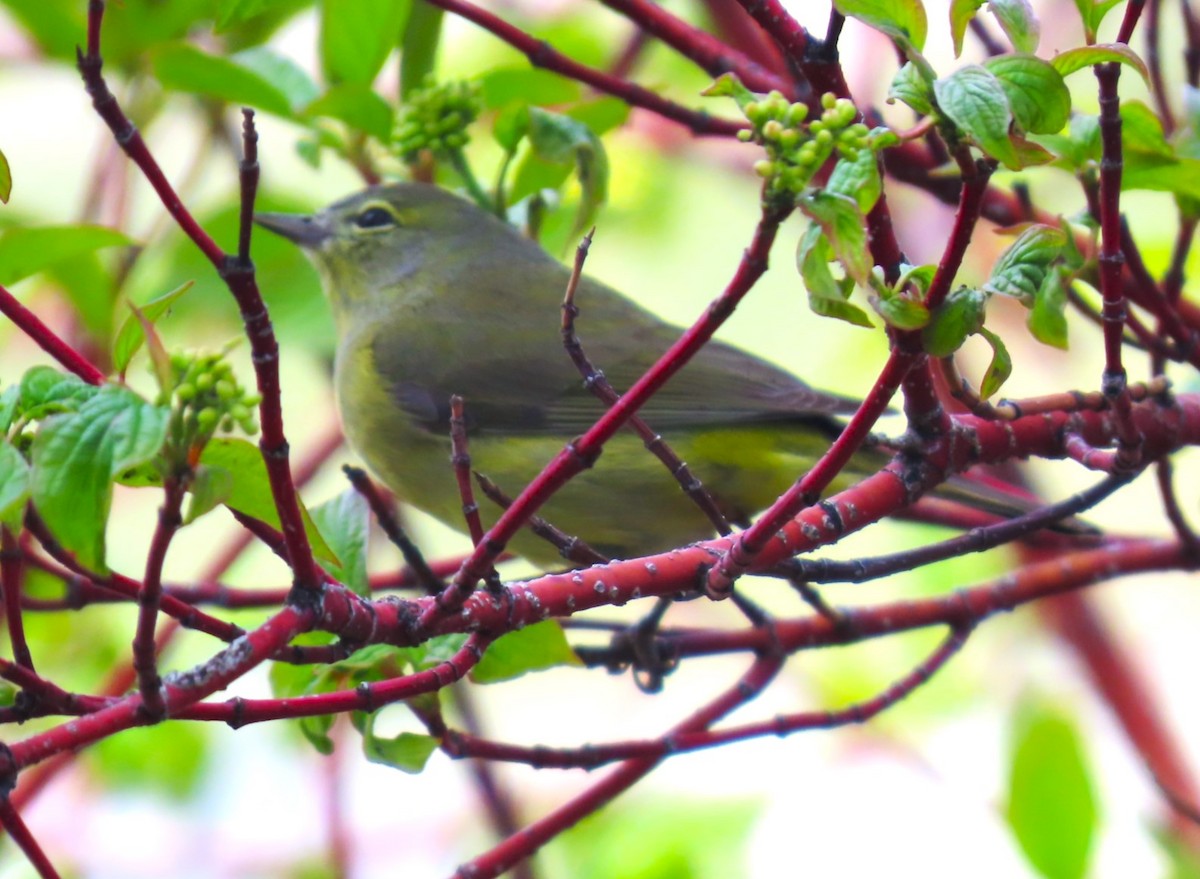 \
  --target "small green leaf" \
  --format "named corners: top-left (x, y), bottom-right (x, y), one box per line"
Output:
top-left (977, 326), bottom-right (1012, 398)
top-left (923, 286), bottom-right (987, 356)
top-left (0, 225), bottom-right (130, 287)
top-left (949, 0), bottom-right (986, 57)
top-left (984, 224), bottom-right (1067, 303)
top-left (471, 621), bottom-right (581, 683)
top-left (0, 439), bottom-right (30, 529)
top-left (18, 366), bottom-right (98, 422)
top-left (361, 713), bottom-right (439, 773)
top-left (1005, 698), bottom-right (1098, 879)
top-left (1051, 43), bottom-right (1151, 87)
top-left (304, 86), bottom-right (395, 141)
top-left (399, 0), bottom-right (443, 98)
top-left (31, 385), bottom-right (169, 571)
top-left (1028, 267), bottom-right (1069, 349)
top-left (480, 67), bottom-right (582, 109)
top-left (525, 107), bottom-right (608, 238)
top-left (701, 72), bottom-right (757, 111)
top-left (834, 0), bottom-right (928, 51)
top-left (1031, 113), bottom-right (1100, 168)
top-left (153, 43), bottom-right (294, 117)
top-left (320, 0), bottom-right (411, 87)
top-left (896, 262), bottom-right (937, 296)
top-left (826, 146), bottom-right (884, 214)
top-left (989, 0), bottom-right (1039, 53)
top-left (112, 280), bottom-right (195, 374)
top-left (1071, 0), bottom-right (1125, 42)
top-left (889, 62), bottom-right (934, 115)
top-left (984, 55), bottom-right (1069, 135)
top-left (494, 104), bottom-right (531, 153)
top-left (184, 464), bottom-right (234, 524)
top-left (232, 47), bottom-right (320, 111)
top-left (797, 191), bottom-right (872, 286)
top-left (311, 488), bottom-right (370, 596)
top-left (874, 290), bottom-right (930, 329)
top-left (0, 148), bottom-right (11, 203)
top-left (0, 386), bottom-right (18, 434)
top-left (198, 438), bottom-right (338, 565)
top-left (934, 65), bottom-right (1019, 169)
top-left (797, 227), bottom-right (874, 328)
